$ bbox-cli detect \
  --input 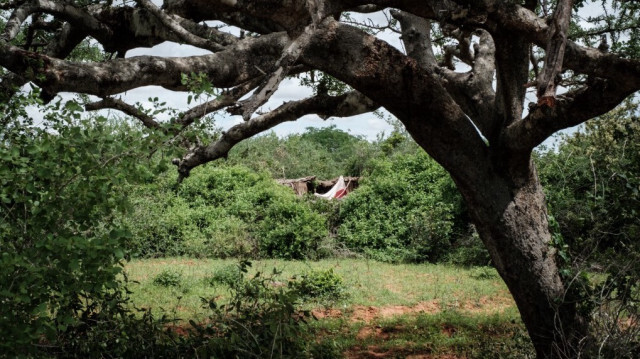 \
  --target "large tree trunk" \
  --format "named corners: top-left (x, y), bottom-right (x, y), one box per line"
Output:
top-left (454, 160), bottom-right (586, 358)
